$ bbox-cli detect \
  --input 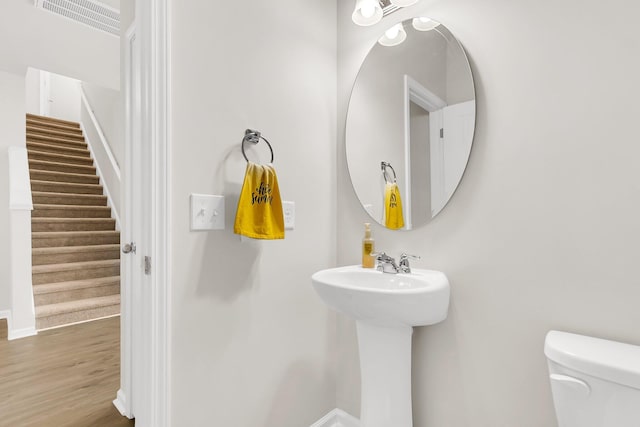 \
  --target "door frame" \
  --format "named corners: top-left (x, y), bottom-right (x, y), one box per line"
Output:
top-left (403, 74), bottom-right (446, 229)
top-left (115, 0), bottom-right (171, 425)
